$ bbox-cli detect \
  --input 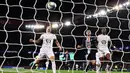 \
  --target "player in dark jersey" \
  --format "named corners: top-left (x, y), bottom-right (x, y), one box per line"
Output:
top-left (77, 30), bottom-right (97, 73)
